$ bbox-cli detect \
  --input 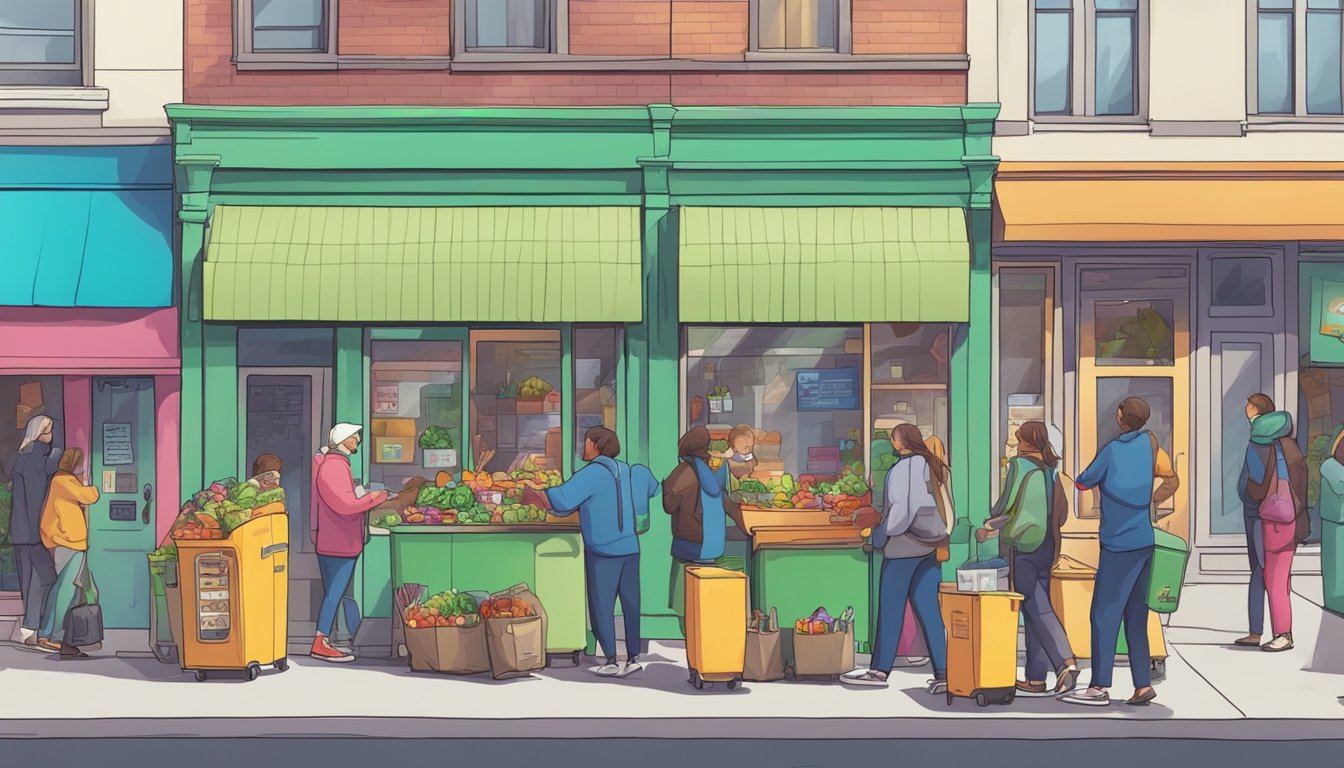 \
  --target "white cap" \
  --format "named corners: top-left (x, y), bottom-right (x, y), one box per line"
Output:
top-left (329, 423), bottom-right (363, 445)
